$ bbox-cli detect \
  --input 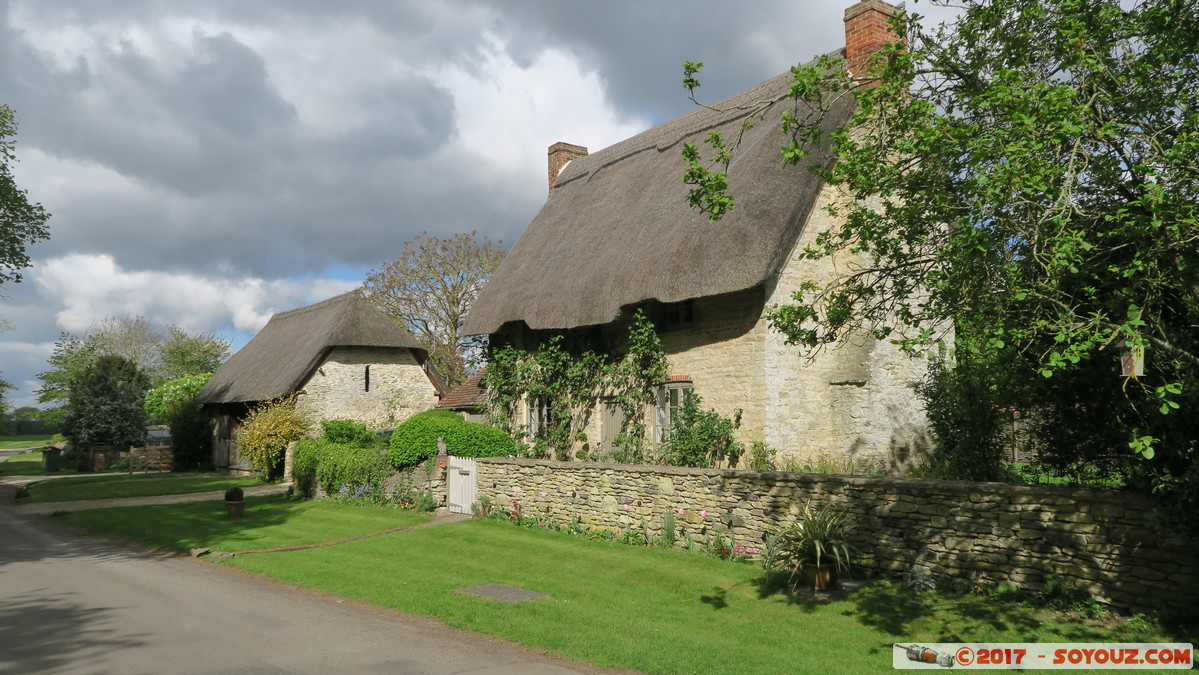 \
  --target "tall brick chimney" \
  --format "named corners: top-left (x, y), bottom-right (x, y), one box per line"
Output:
top-left (547, 141), bottom-right (588, 194)
top-left (843, 0), bottom-right (903, 84)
